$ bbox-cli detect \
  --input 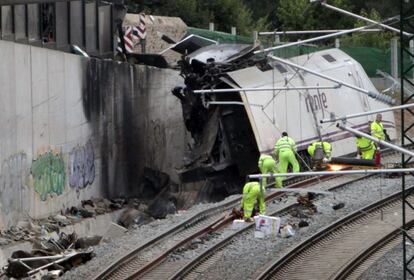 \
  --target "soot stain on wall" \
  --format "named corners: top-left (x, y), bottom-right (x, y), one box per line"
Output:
top-left (83, 59), bottom-right (153, 199)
